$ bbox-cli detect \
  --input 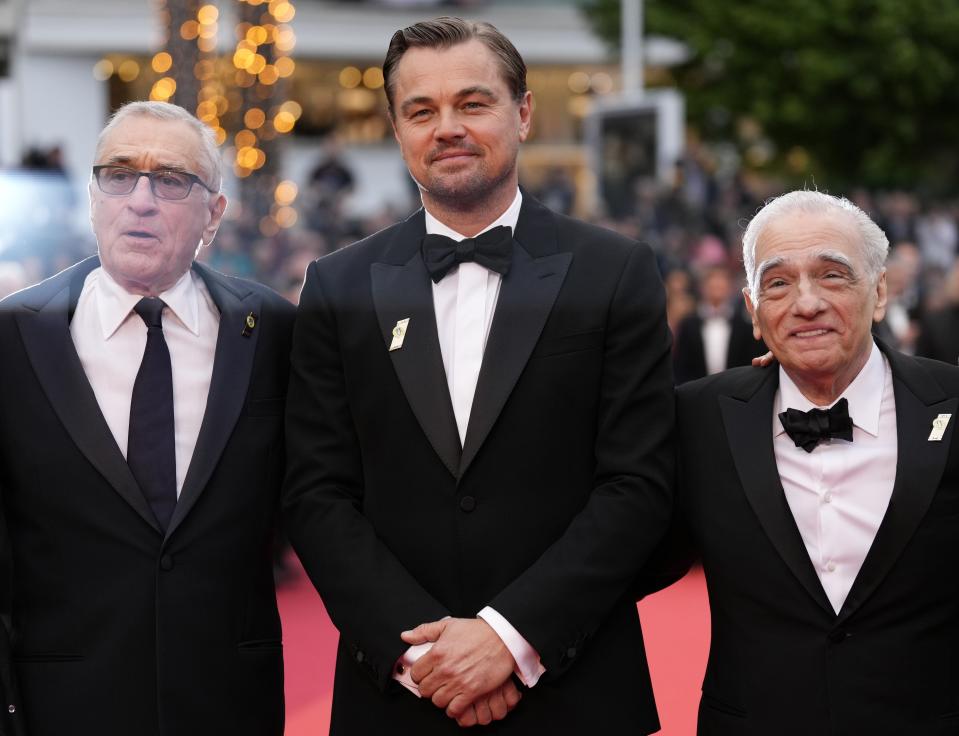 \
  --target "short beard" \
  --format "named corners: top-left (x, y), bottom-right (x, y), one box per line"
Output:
top-left (416, 153), bottom-right (517, 213)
